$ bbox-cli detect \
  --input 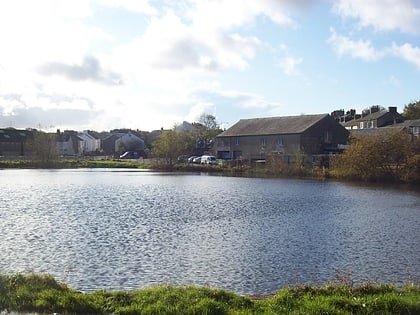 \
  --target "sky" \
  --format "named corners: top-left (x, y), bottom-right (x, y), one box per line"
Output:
top-left (0, 0), bottom-right (419, 132)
